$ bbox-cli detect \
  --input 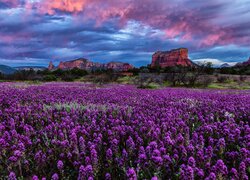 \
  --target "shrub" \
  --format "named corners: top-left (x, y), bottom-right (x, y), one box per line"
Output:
top-left (199, 75), bottom-right (213, 87)
top-left (239, 75), bottom-right (247, 82)
top-left (217, 76), bottom-right (229, 83)
top-left (43, 75), bottom-right (57, 81)
top-left (61, 74), bottom-right (76, 82)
